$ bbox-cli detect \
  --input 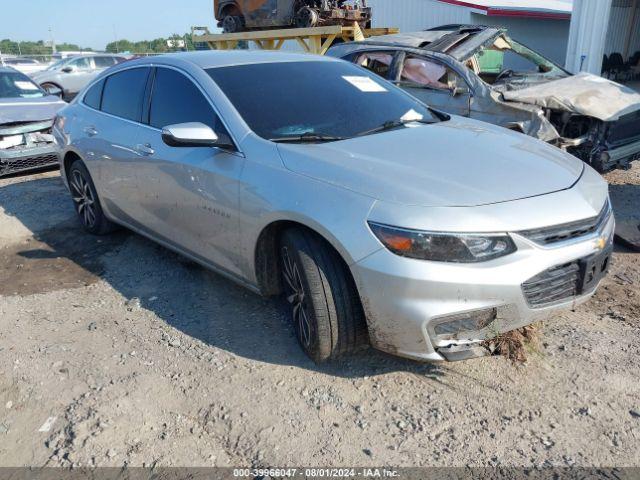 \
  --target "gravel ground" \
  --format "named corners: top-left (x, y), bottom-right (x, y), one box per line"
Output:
top-left (0, 166), bottom-right (639, 468)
